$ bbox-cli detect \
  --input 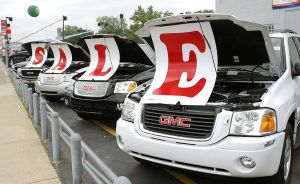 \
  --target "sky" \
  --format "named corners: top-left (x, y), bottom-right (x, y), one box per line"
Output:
top-left (0, 0), bottom-right (215, 43)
